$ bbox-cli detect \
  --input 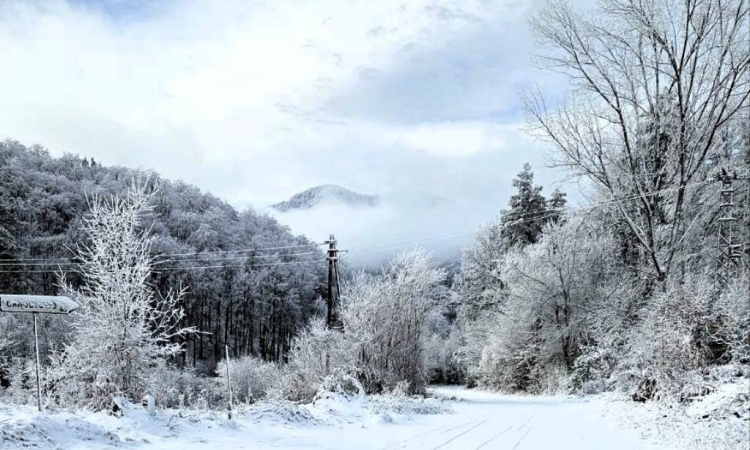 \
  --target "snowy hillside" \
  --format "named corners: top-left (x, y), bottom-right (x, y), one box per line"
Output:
top-left (272, 185), bottom-right (380, 212)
